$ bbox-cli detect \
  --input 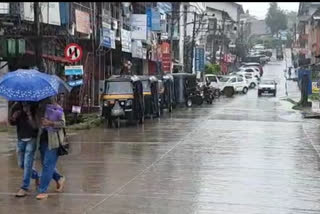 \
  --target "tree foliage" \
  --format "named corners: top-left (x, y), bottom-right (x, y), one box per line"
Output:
top-left (265, 3), bottom-right (288, 36)
top-left (205, 63), bottom-right (220, 75)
